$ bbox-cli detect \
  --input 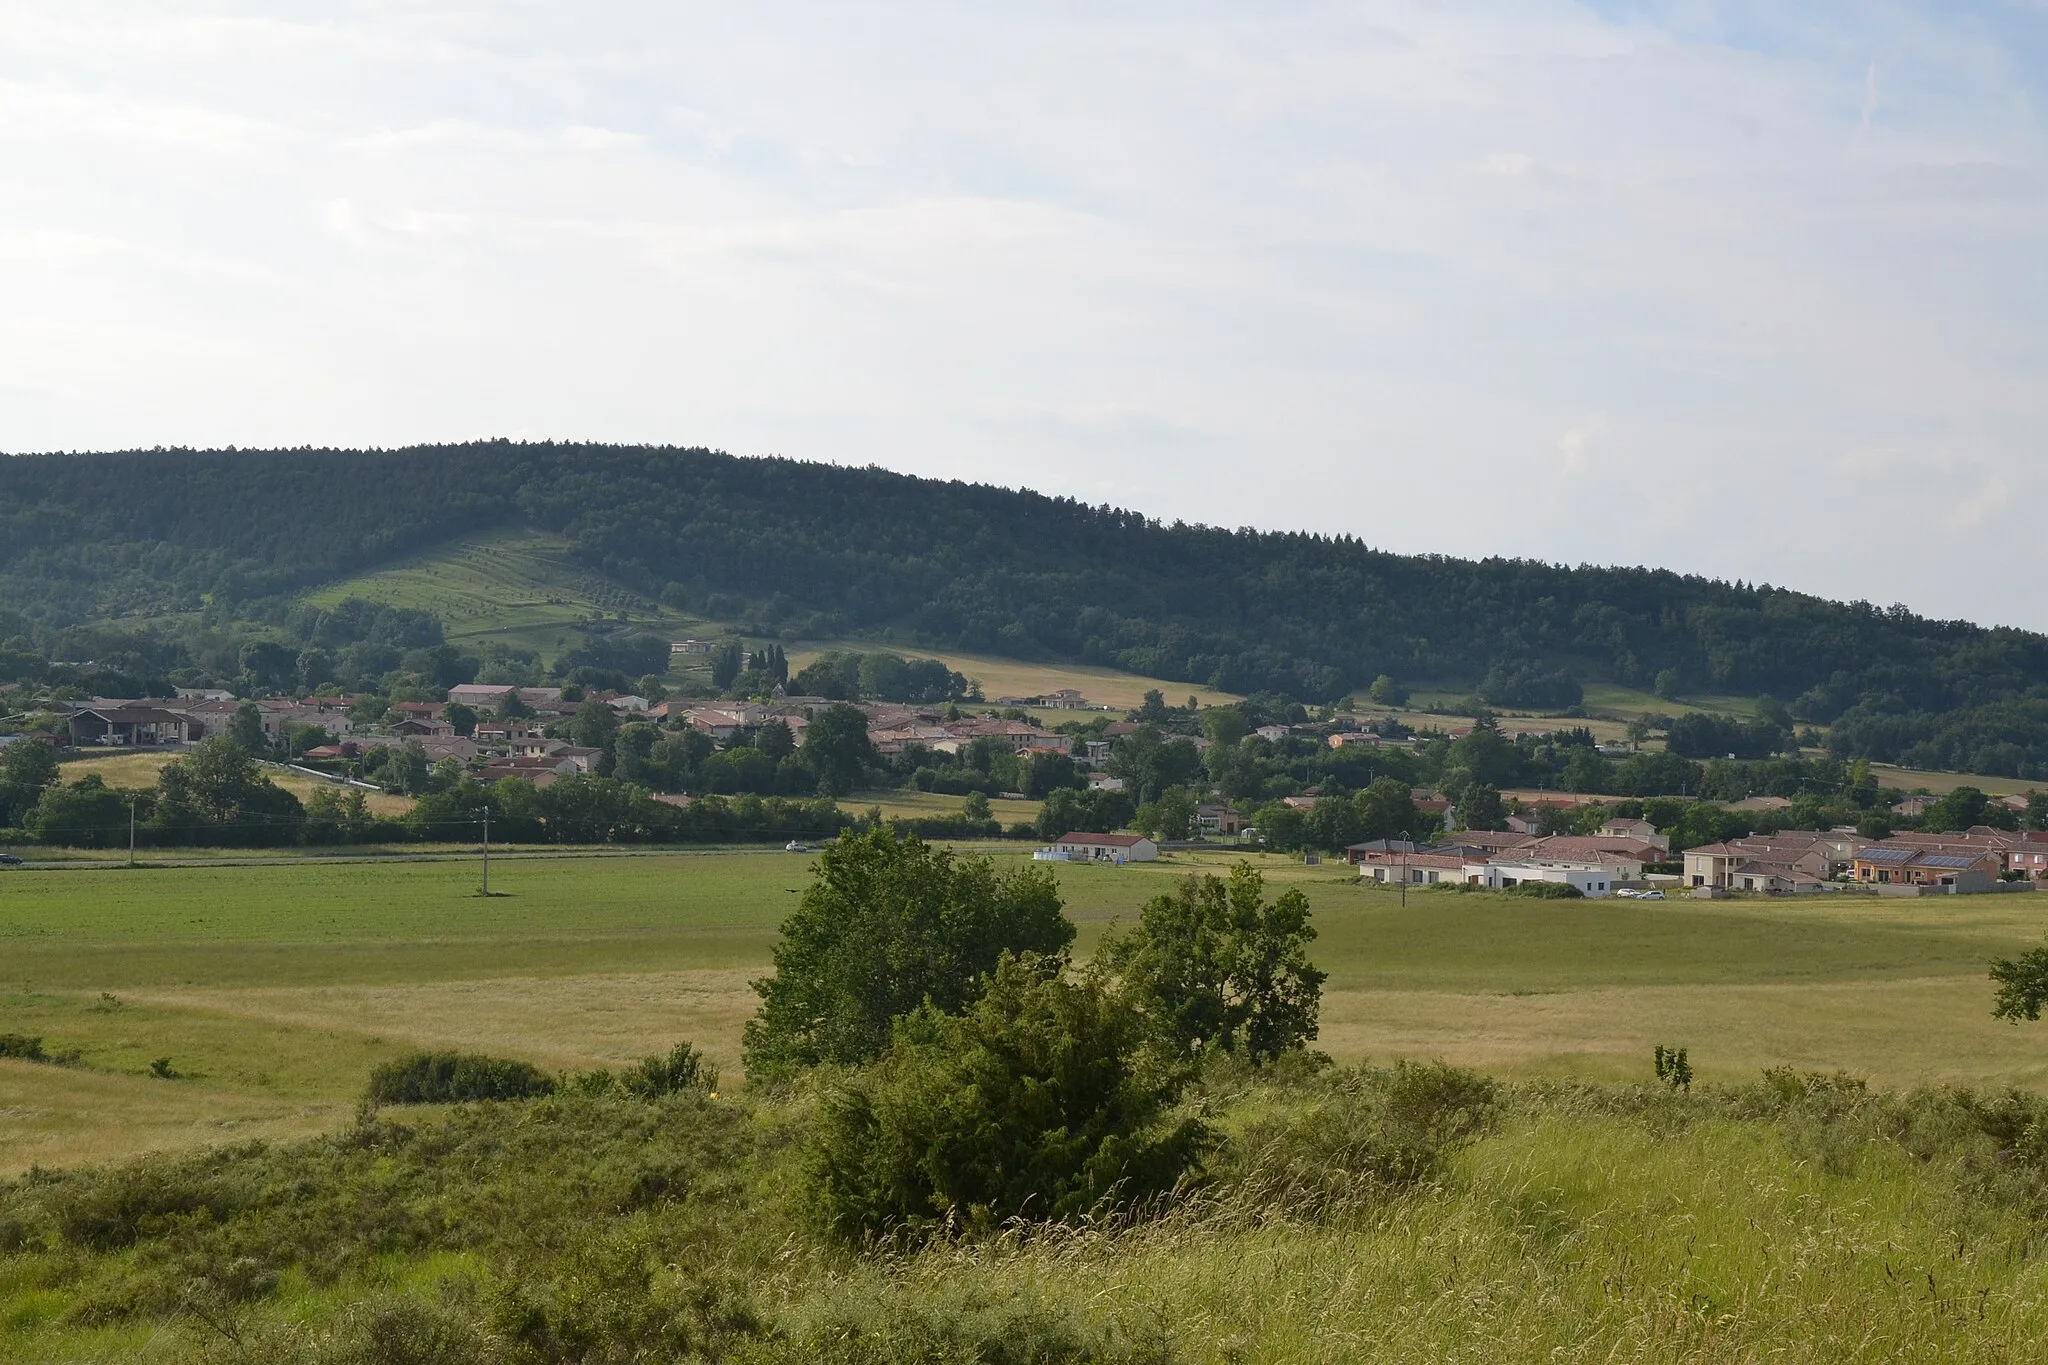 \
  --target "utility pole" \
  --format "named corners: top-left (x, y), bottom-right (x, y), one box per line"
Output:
top-left (479, 807), bottom-right (491, 896)
top-left (128, 796), bottom-right (137, 868)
